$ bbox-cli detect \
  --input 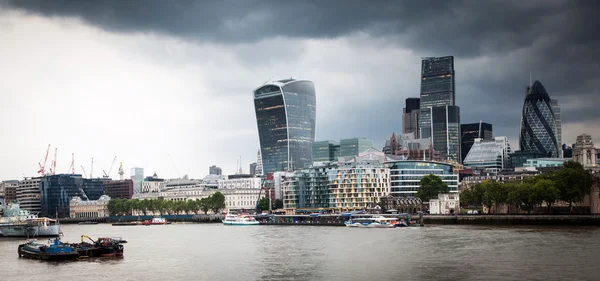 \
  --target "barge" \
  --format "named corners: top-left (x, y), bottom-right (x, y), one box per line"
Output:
top-left (18, 235), bottom-right (127, 260)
